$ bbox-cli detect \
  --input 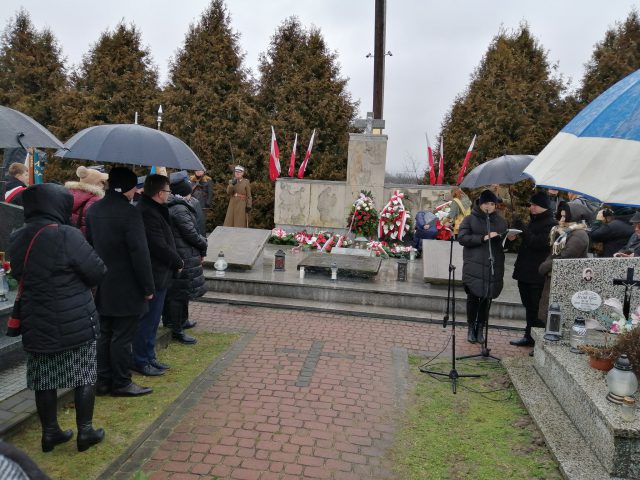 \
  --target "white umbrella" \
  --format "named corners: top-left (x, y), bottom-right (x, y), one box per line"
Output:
top-left (524, 69), bottom-right (640, 207)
